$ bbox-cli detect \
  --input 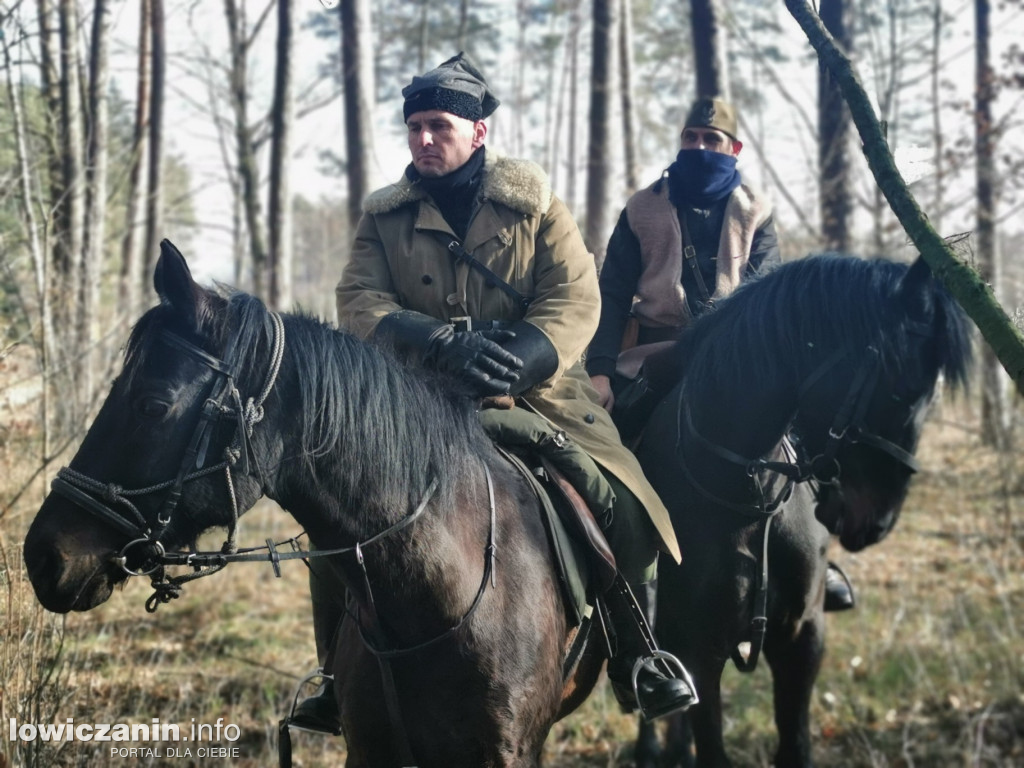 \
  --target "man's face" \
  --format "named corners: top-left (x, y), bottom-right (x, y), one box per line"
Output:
top-left (407, 110), bottom-right (487, 177)
top-left (680, 126), bottom-right (741, 157)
